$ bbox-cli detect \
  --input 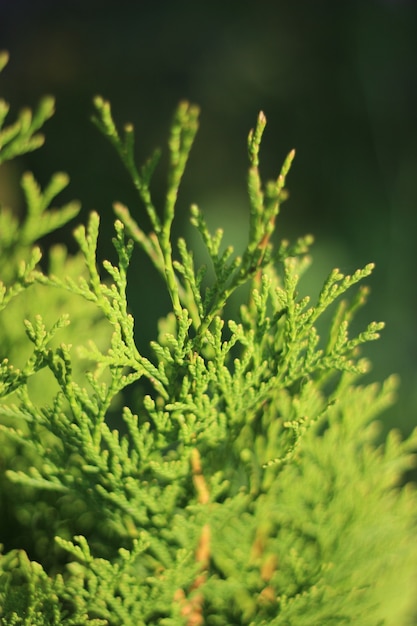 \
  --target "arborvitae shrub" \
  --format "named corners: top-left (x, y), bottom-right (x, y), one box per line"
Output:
top-left (0, 50), bottom-right (416, 625)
